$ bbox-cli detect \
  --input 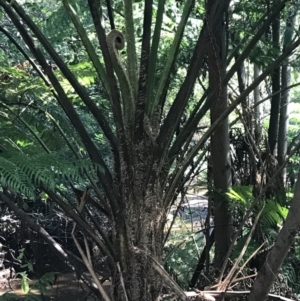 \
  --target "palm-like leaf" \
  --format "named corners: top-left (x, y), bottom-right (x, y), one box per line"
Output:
top-left (0, 150), bottom-right (100, 198)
